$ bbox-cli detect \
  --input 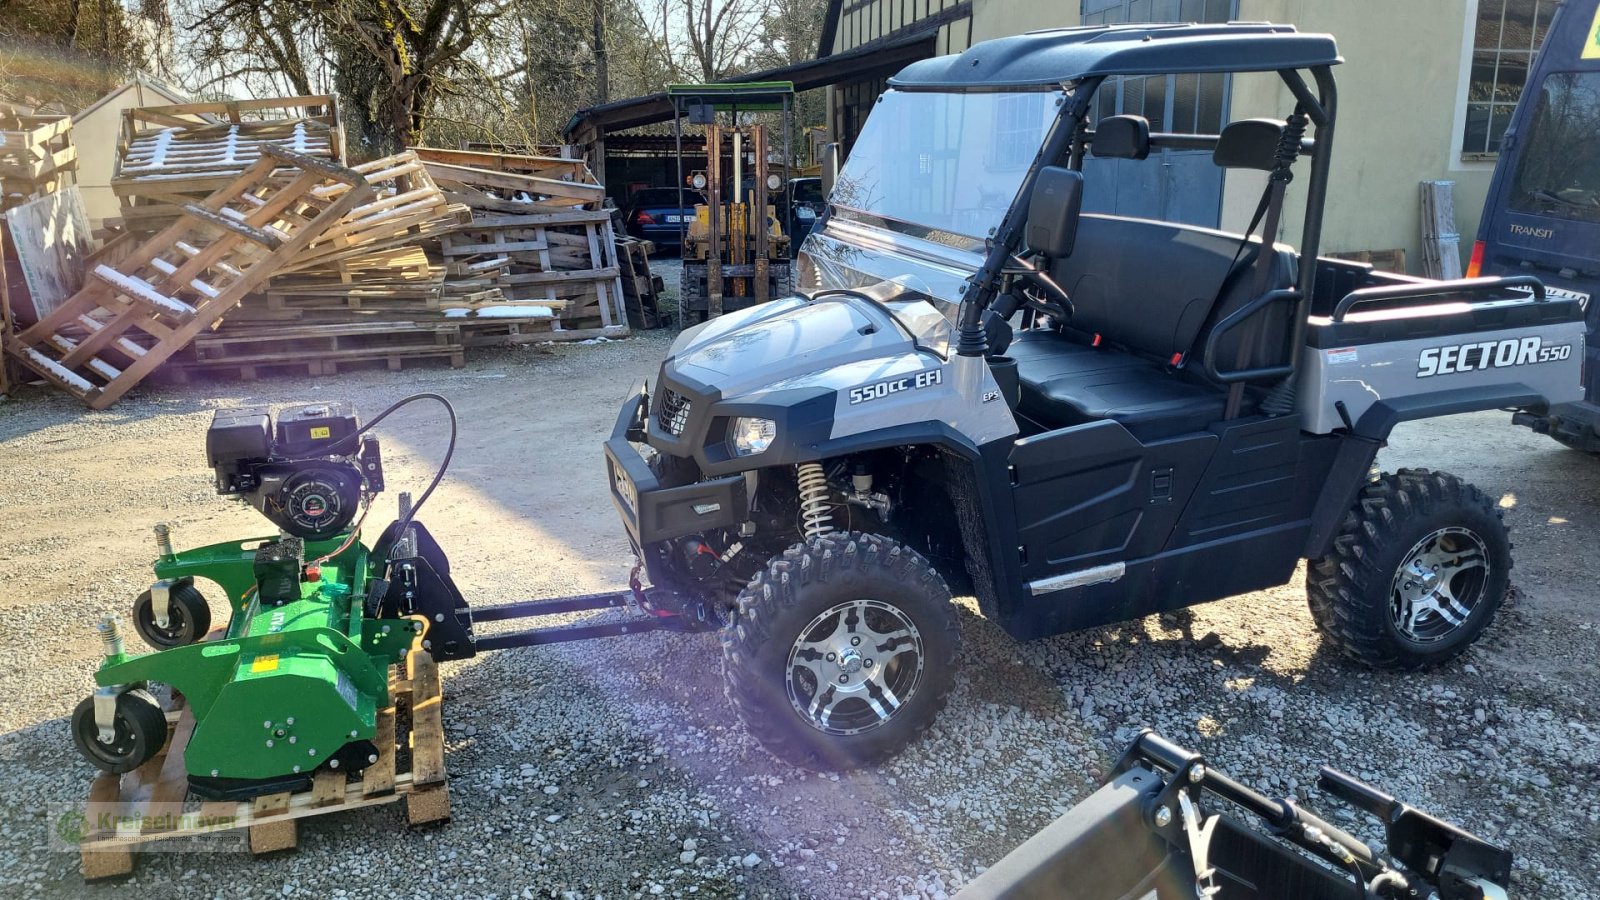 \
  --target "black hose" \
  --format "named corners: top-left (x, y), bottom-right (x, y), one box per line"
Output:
top-left (372, 394), bottom-right (457, 559)
top-left (282, 393), bottom-right (458, 559)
